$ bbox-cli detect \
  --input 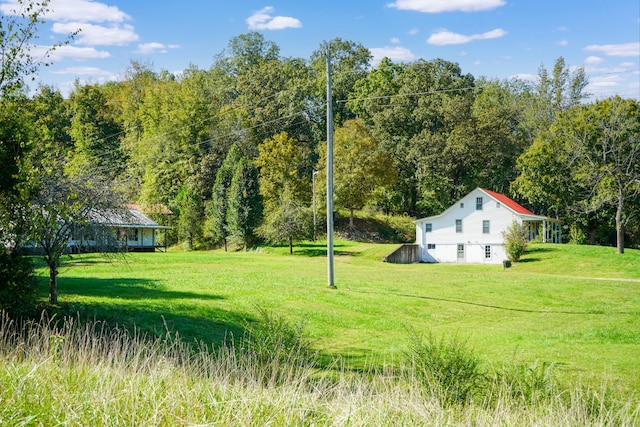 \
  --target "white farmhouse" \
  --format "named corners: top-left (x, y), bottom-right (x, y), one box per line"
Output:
top-left (68, 205), bottom-right (171, 253)
top-left (414, 188), bottom-right (561, 264)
